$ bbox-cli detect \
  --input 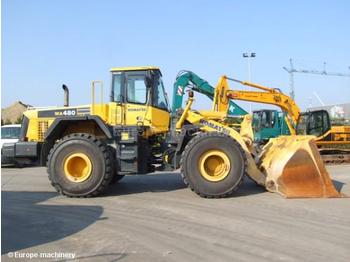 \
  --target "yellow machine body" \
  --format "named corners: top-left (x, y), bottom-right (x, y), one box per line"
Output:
top-left (23, 104), bottom-right (170, 142)
top-left (23, 67), bottom-right (170, 143)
